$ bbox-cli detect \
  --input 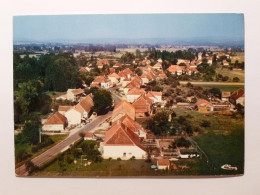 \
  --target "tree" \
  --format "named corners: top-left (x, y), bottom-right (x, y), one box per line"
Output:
top-left (25, 160), bottom-right (38, 175)
top-left (233, 77), bottom-right (240, 82)
top-left (93, 89), bottom-right (113, 114)
top-left (209, 87), bottom-right (221, 98)
top-left (147, 110), bottom-right (171, 135)
top-left (200, 120), bottom-right (211, 128)
top-left (135, 68), bottom-right (143, 76)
